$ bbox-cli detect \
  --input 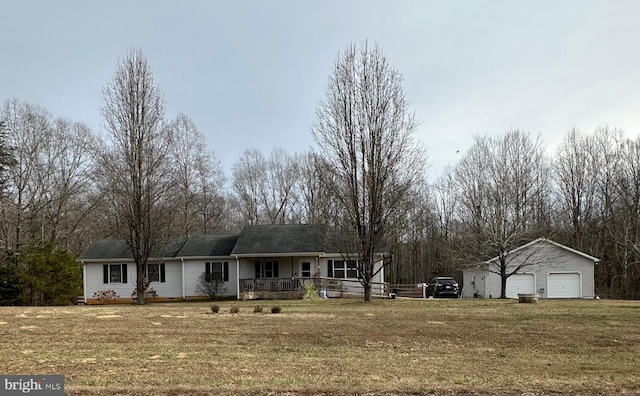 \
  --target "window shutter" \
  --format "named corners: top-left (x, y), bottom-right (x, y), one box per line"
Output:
top-left (103, 265), bottom-right (109, 284)
top-left (160, 263), bottom-right (166, 283)
top-left (122, 264), bottom-right (128, 284)
top-left (255, 261), bottom-right (261, 278)
top-left (223, 262), bottom-right (229, 282)
top-left (273, 261), bottom-right (279, 278)
top-left (205, 262), bottom-right (210, 276)
top-left (327, 260), bottom-right (334, 277)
